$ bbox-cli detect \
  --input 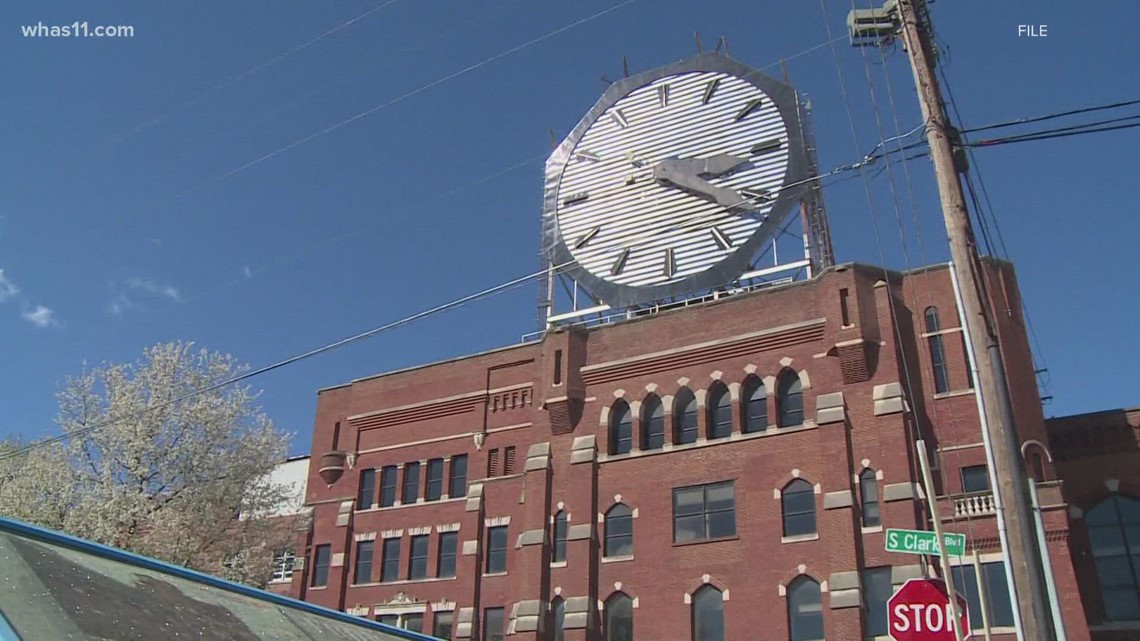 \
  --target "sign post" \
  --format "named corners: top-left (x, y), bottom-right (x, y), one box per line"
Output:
top-left (886, 528), bottom-right (967, 557)
top-left (888, 578), bottom-right (971, 641)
